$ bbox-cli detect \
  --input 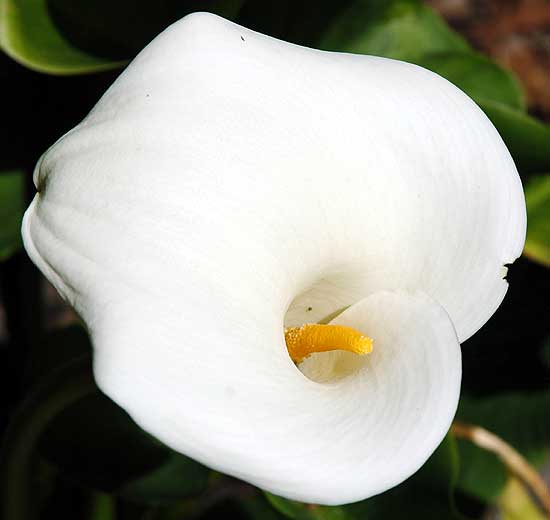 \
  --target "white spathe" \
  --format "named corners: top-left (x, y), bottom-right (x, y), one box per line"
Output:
top-left (22, 12), bottom-right (525, 505)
